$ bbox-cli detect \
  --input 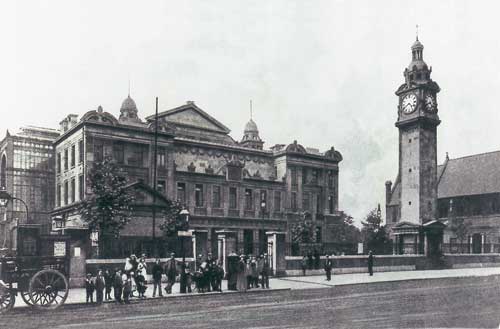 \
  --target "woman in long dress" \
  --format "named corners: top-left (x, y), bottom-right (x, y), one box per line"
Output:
top-left (236, 255), bottom-right (247, 292)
